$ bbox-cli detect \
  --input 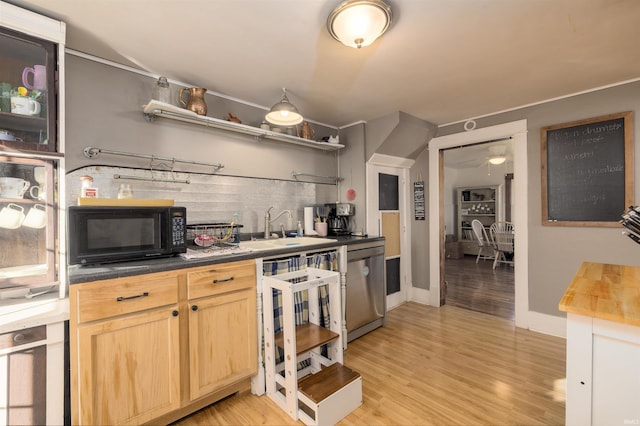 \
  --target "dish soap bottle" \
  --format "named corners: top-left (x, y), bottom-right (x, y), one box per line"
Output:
top-left (231, 211), bottom-right (241, 244)
top-left (296, 220), bottom-right (303, 237)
